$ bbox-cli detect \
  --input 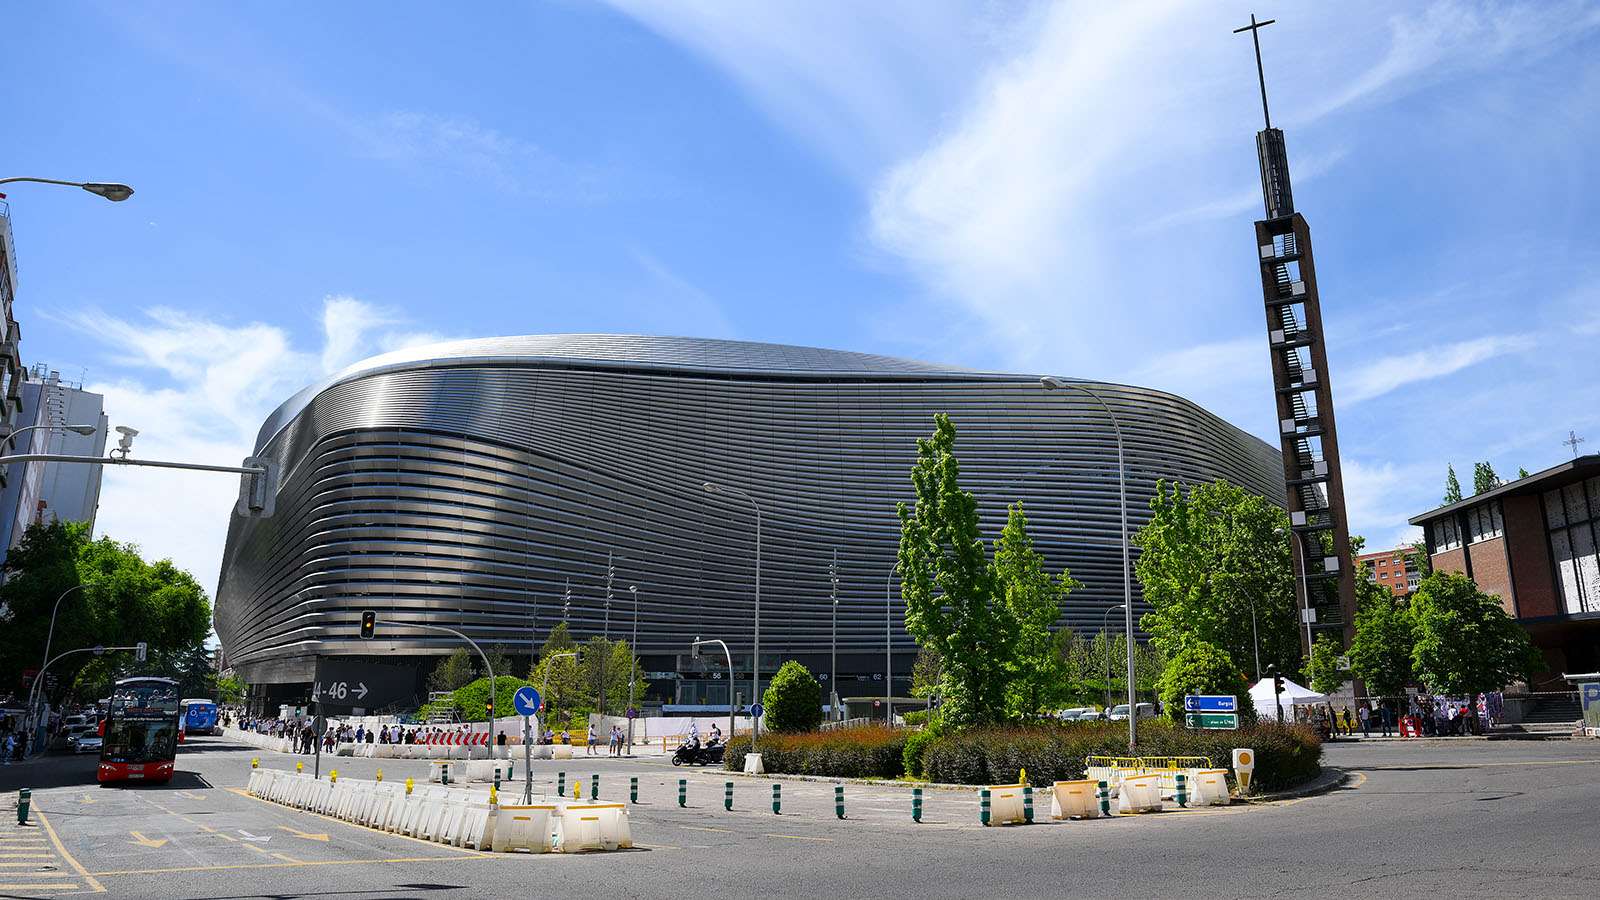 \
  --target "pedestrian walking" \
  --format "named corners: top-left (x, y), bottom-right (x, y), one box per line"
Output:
top-left (586, 724), bottom-right (596, 755)
top-left (1358, 704), bottom-right (1371, 737)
